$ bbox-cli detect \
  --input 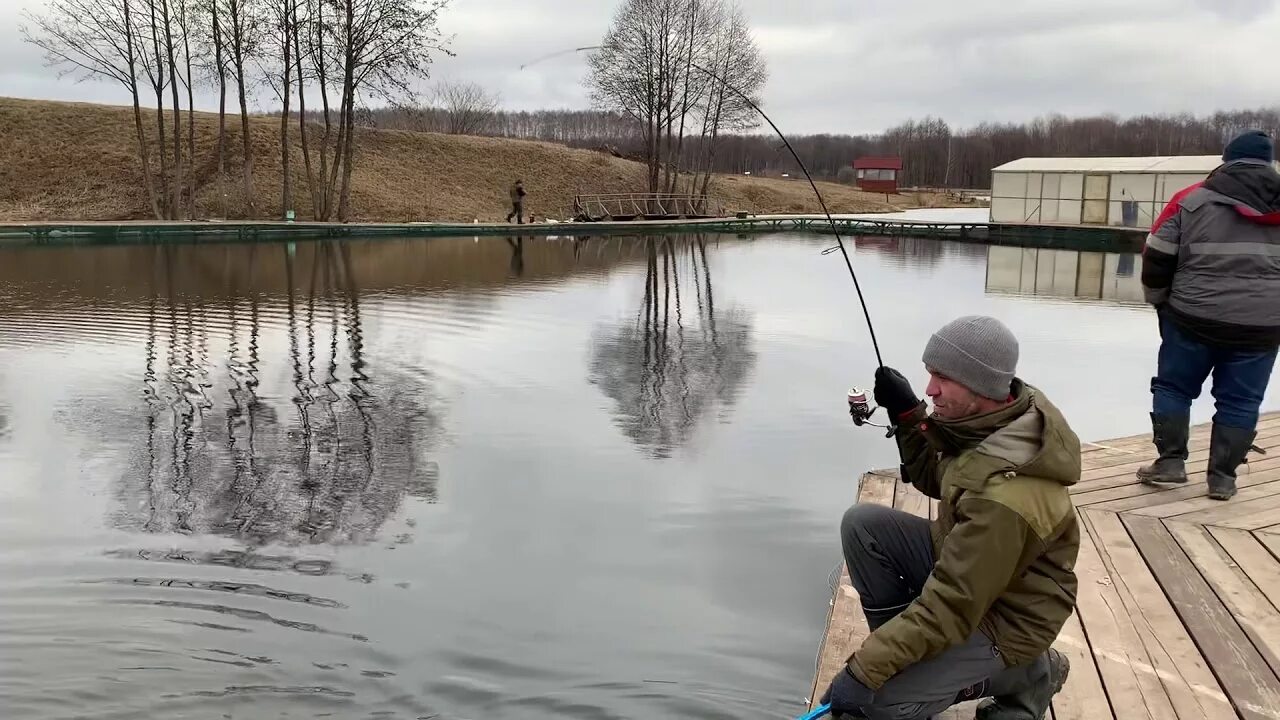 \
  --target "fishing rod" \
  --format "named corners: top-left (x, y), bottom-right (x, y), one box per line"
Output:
top-left (684, 60), bottom-right (884, 371)
top-left (520, 47), bottom-right (887, 720)
top-left (519, 46), bottom-right (885, 371)
top-left (678, 58), bottom-right (896, 437)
